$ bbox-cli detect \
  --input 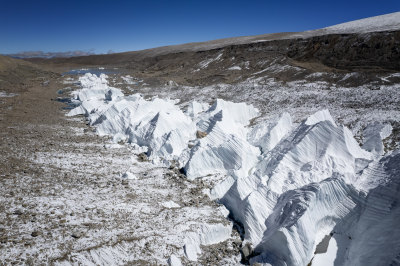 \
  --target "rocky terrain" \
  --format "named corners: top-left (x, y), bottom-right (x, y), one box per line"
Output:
top-left (1, 12), bottom-right (400, 266)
